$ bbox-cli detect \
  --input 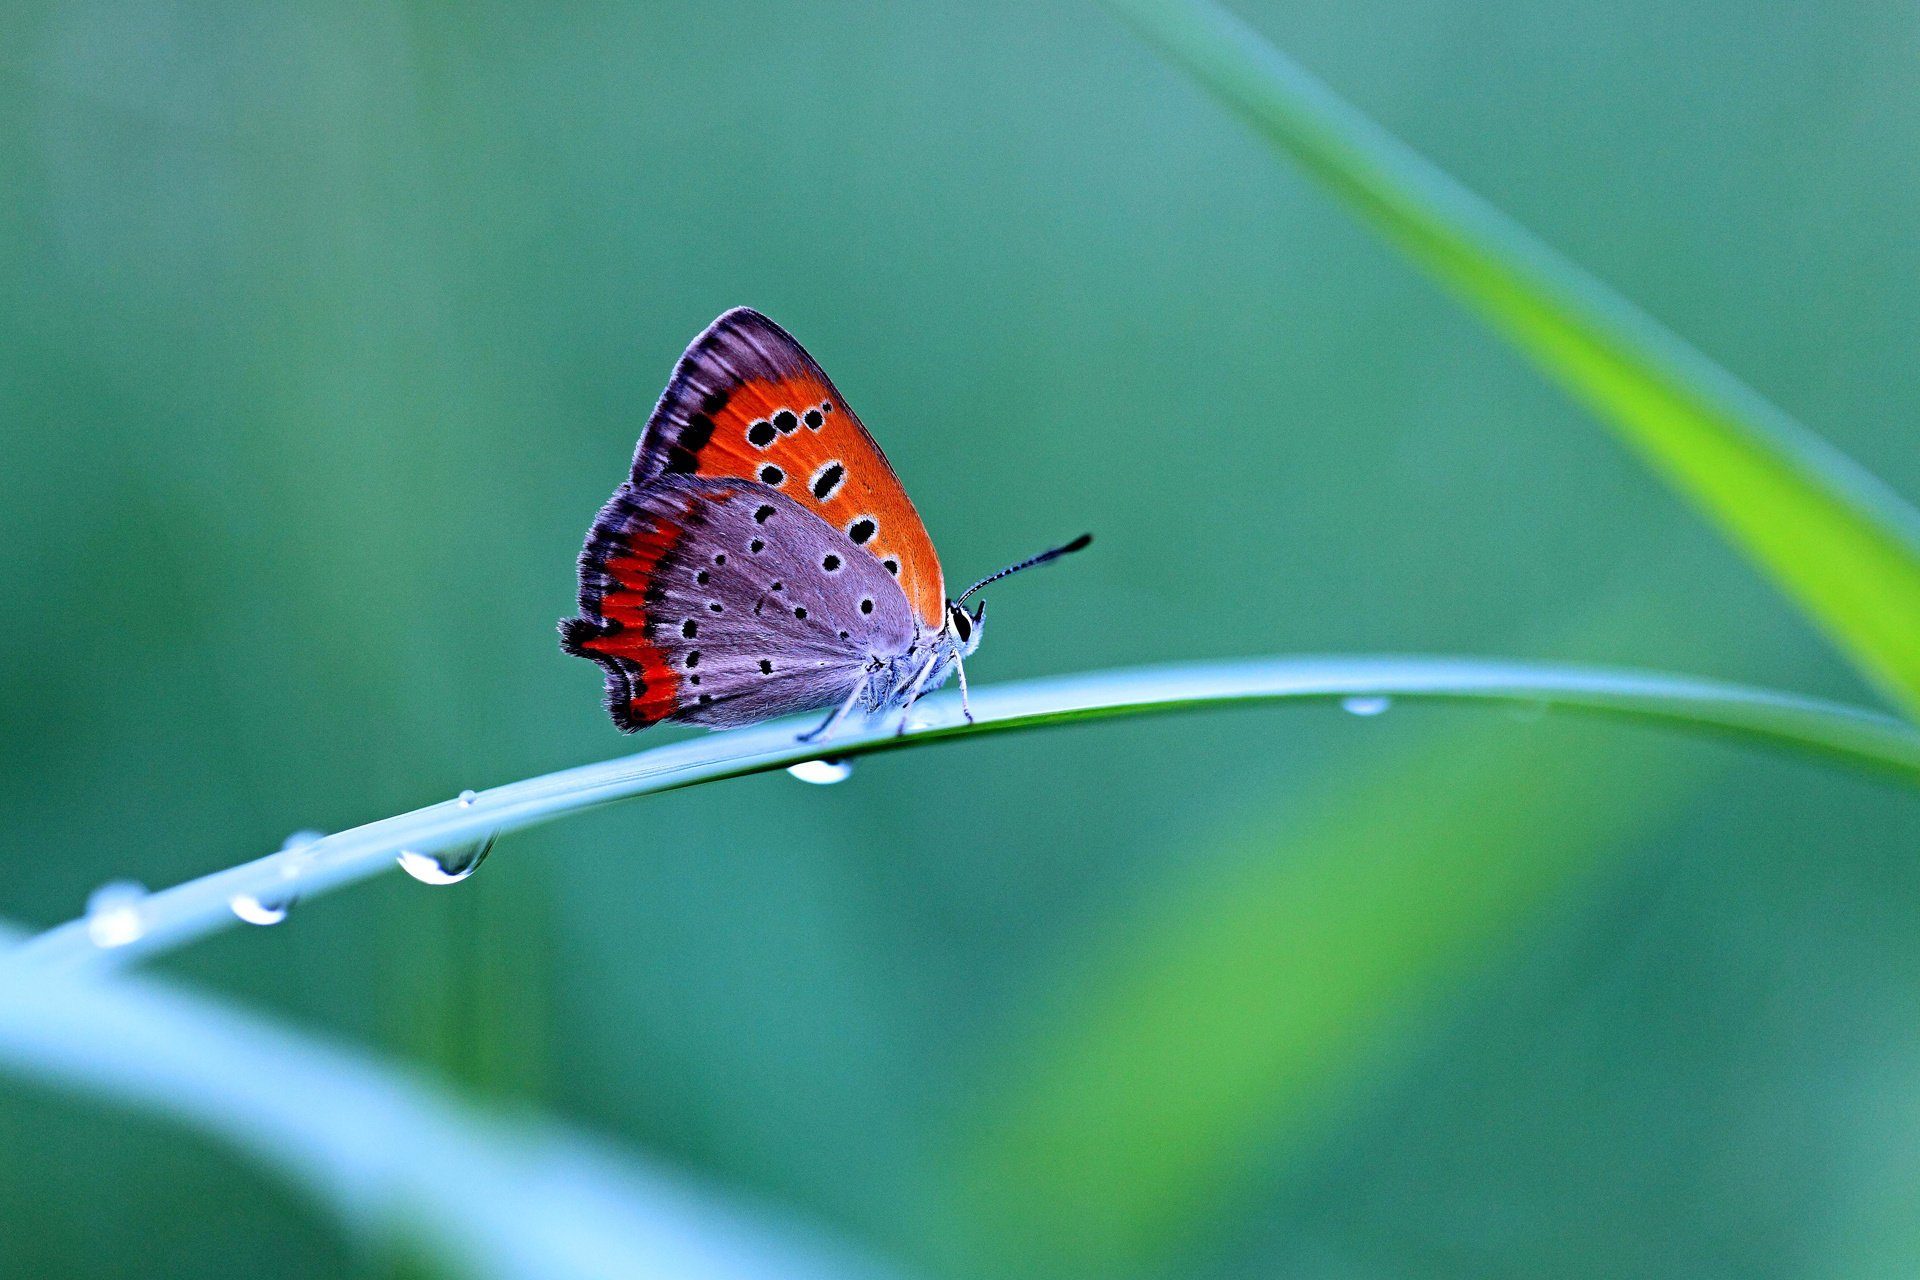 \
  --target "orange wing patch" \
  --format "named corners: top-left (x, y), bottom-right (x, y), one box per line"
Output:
top-left (559, 488), bottom-right (690, 731)
top-left (631, 309), bottom-right (946, 629)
